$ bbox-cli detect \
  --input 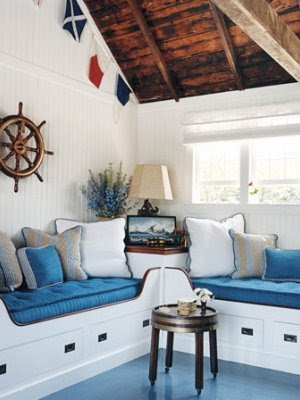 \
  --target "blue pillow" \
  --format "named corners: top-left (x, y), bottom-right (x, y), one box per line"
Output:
top-left (17, 245), bottom-right (64, 289)
top-left (264, 248), bottom-right (300, 282)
